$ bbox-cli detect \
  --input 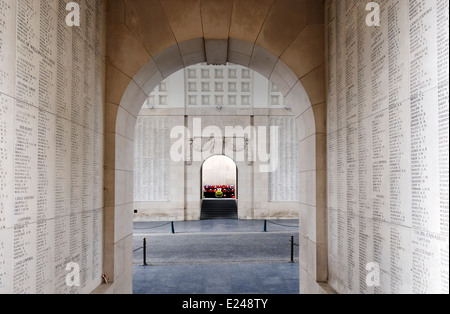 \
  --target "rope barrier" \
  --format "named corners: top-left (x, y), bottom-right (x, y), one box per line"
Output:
top-left (263, 219), bottom-right (299, 232)
top-left (266, 220), bottom-right (299, 228)
top-left (134, 222), bottom-right (172, 230)
top-left (133, 228), bottom-right (298, 264)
